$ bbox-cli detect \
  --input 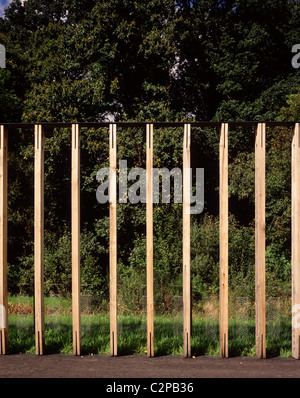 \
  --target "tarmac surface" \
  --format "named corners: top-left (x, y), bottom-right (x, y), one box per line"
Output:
top-left (0, 354), bottom-right (300, 379)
